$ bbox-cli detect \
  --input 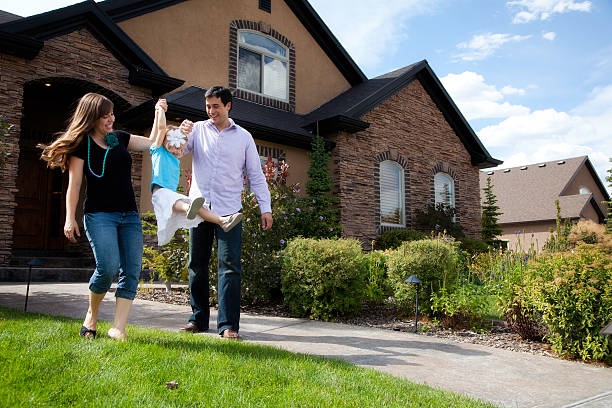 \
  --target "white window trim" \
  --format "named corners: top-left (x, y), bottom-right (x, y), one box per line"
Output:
top-left (237, 29), bottom-right (289, 102)
top-left (380, 160), bottom-right (405, 227)
top-left (434, 172), bottom-right (455, 208)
